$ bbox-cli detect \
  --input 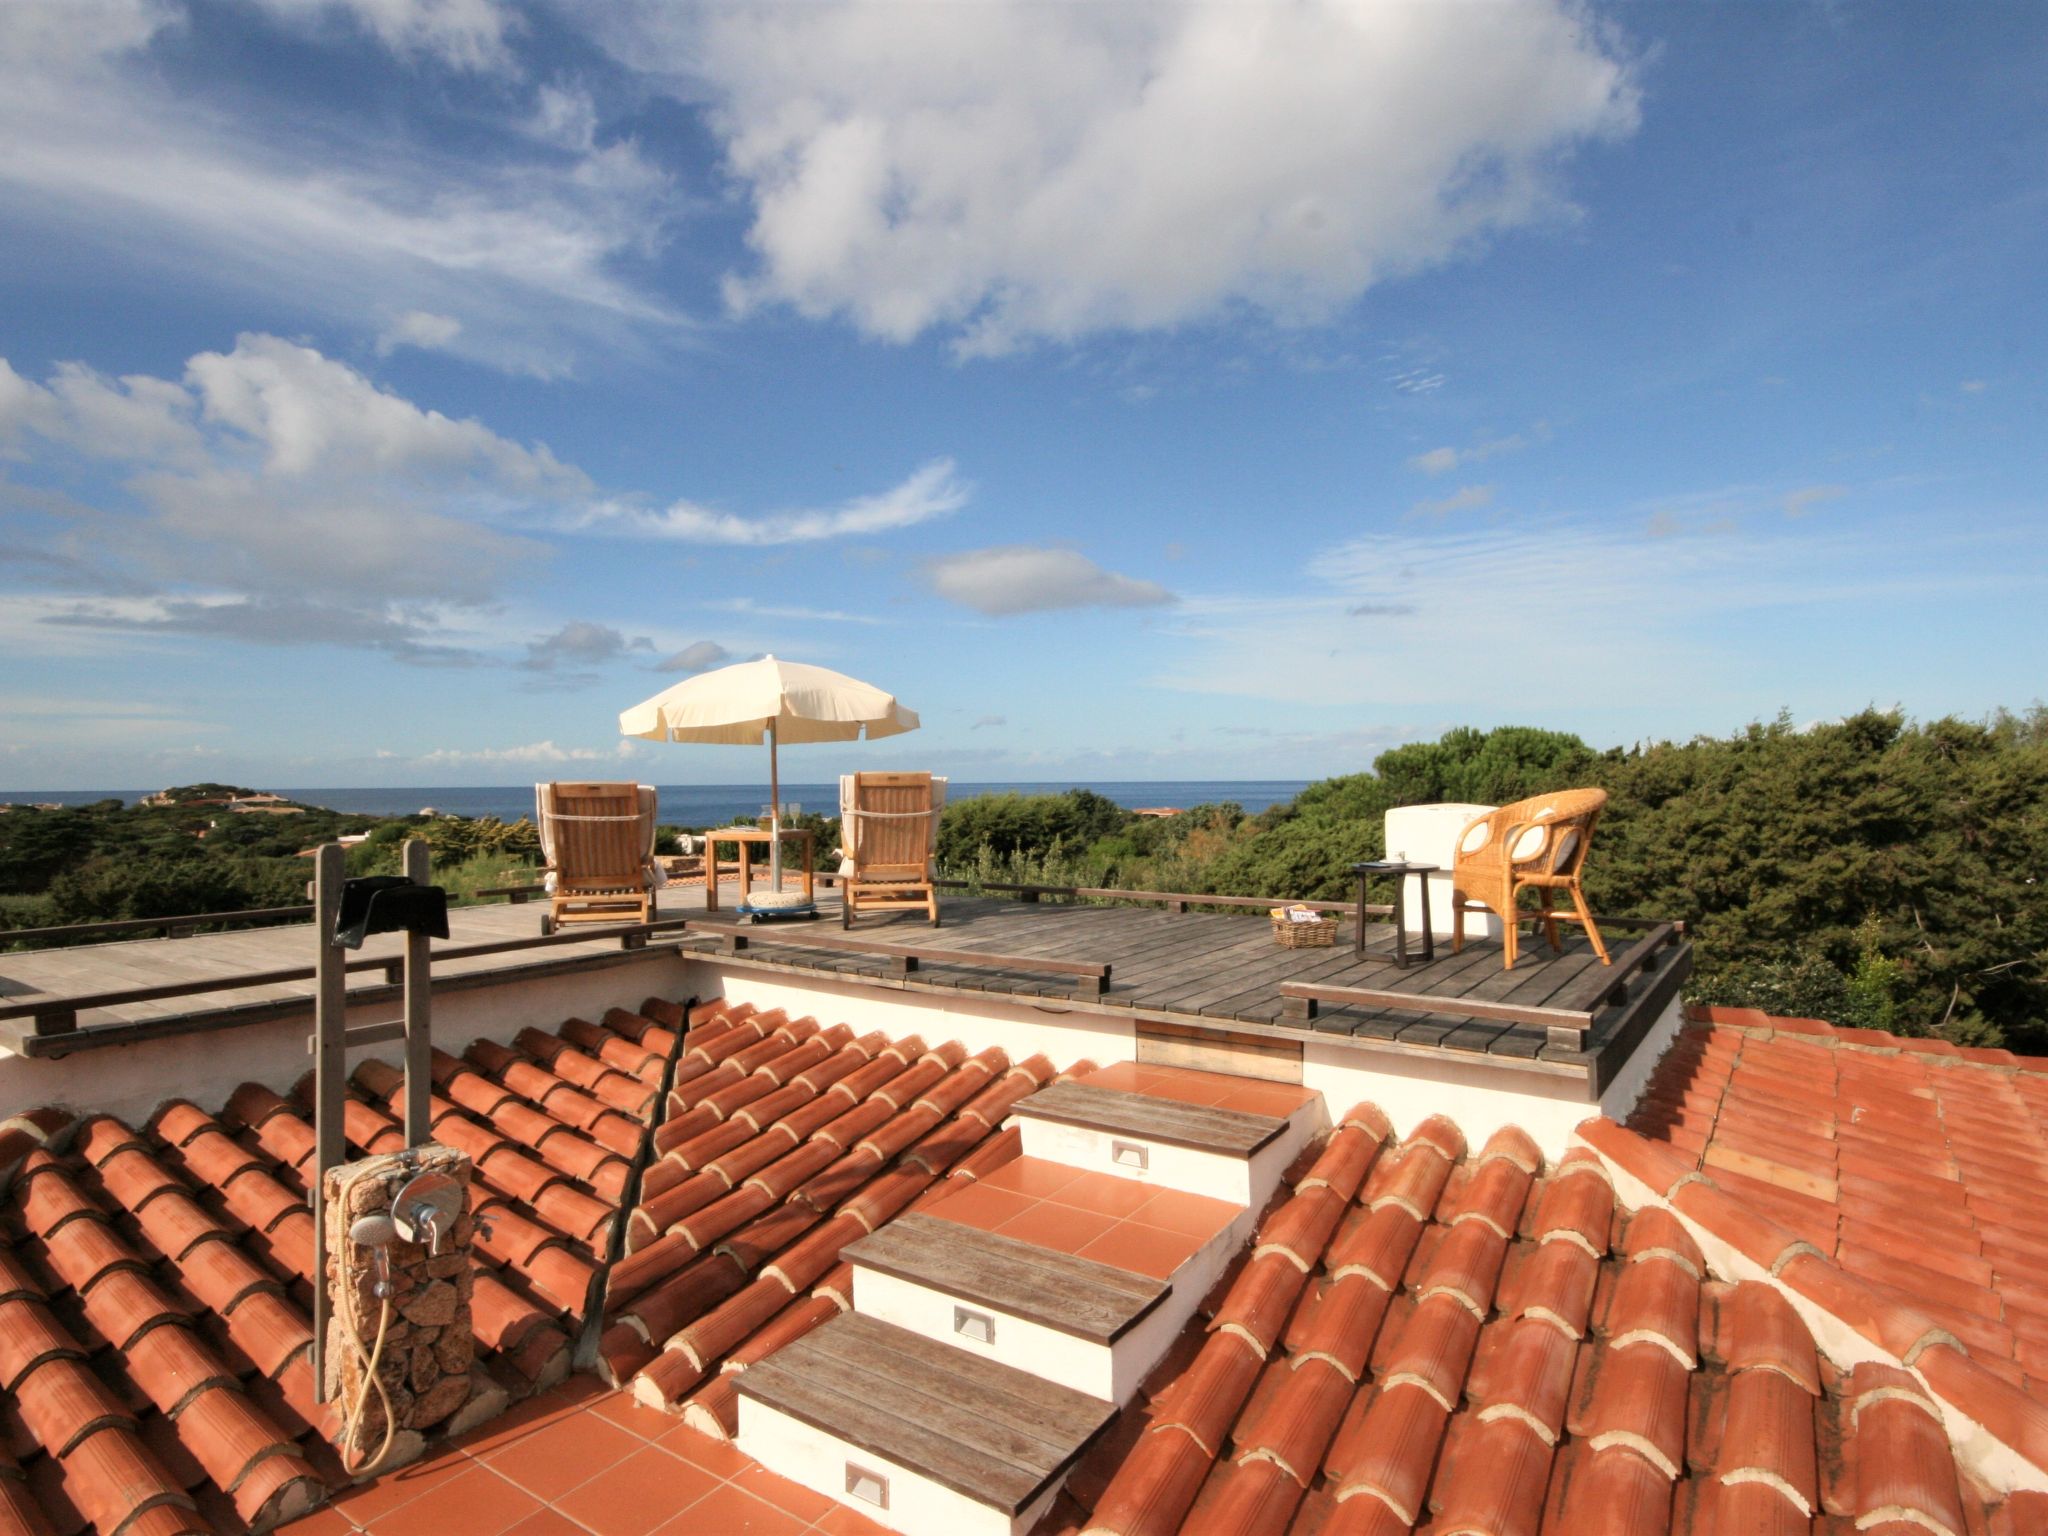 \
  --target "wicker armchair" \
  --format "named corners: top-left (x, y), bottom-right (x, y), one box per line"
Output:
top-left (1450, 789), bottom-right (1611, 970)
